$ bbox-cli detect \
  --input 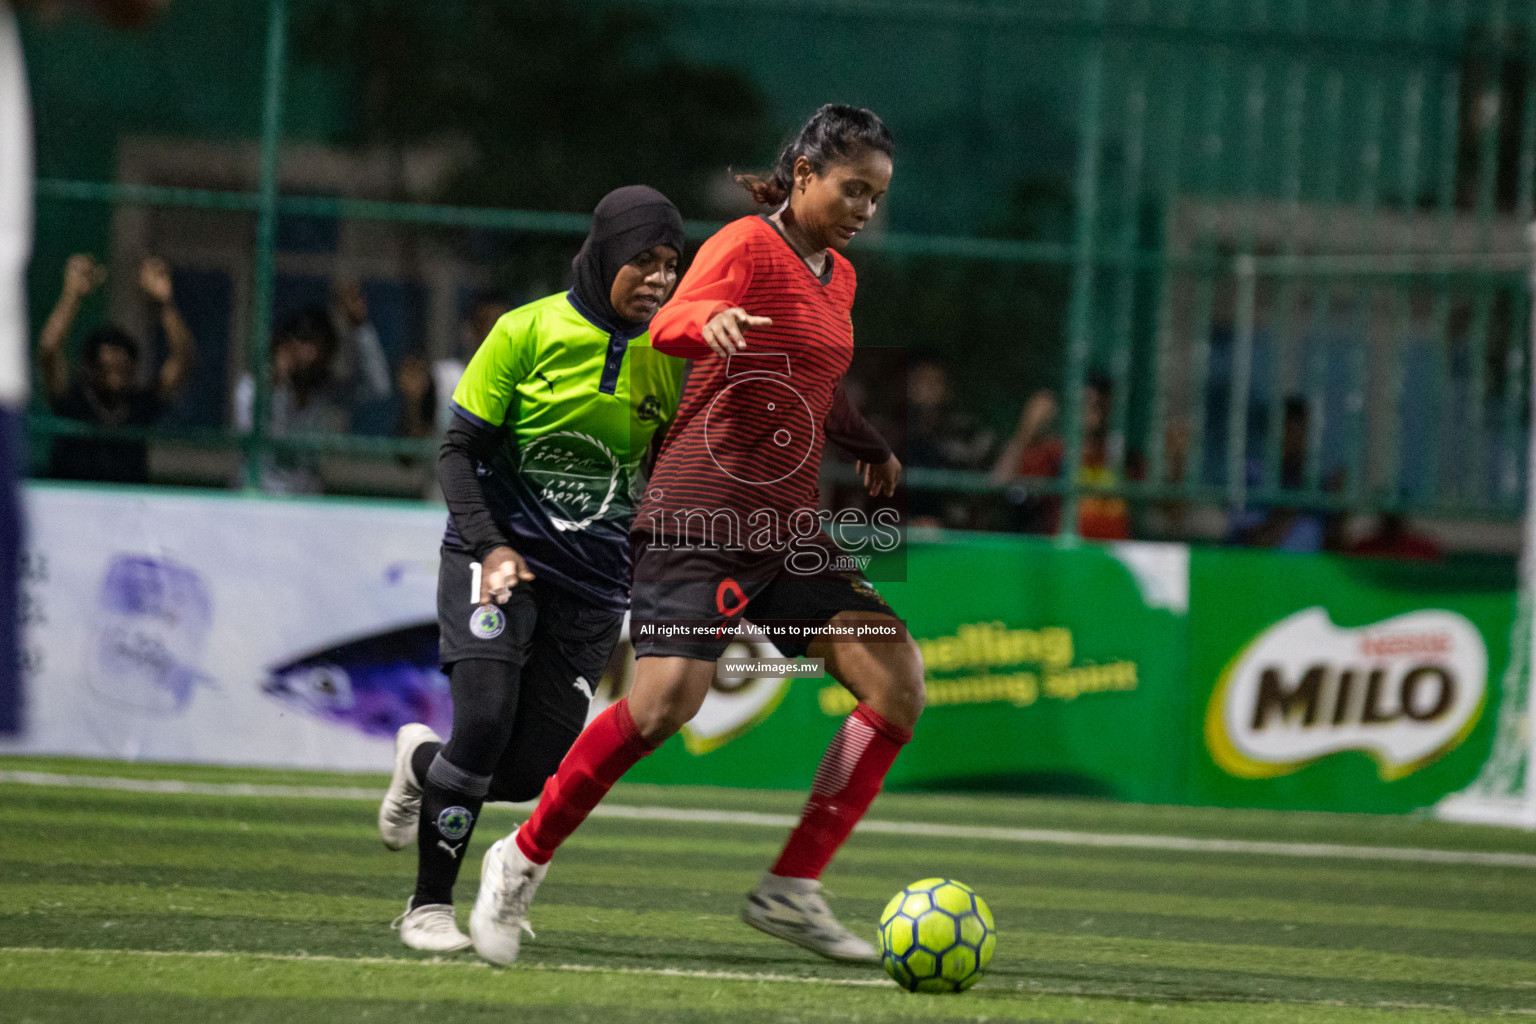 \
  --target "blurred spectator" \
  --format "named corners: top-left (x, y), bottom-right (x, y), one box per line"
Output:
top-left (1226, 396), bottom-right (1341, 552)
top-left (396, 351), bottom-right (435, 442)
top-left (1350, 513), bottom-right (1441, 562)
top-left (234, 305), bottom-right (348, 494)
top-left (901, 358), bottom-right (993, 529)
top-left (398, 290), bottom-right (513, 440)
top-left (989, 374), bottom-right (1130, 540)
top-left (232, 278), bottom-right (394, 494)
top-left (328, 278), bottom-right (393, 424)
top-left (36, 253), bottom-right (196, 483)
top-left (1229, 396), bottom-right (1314, 550)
